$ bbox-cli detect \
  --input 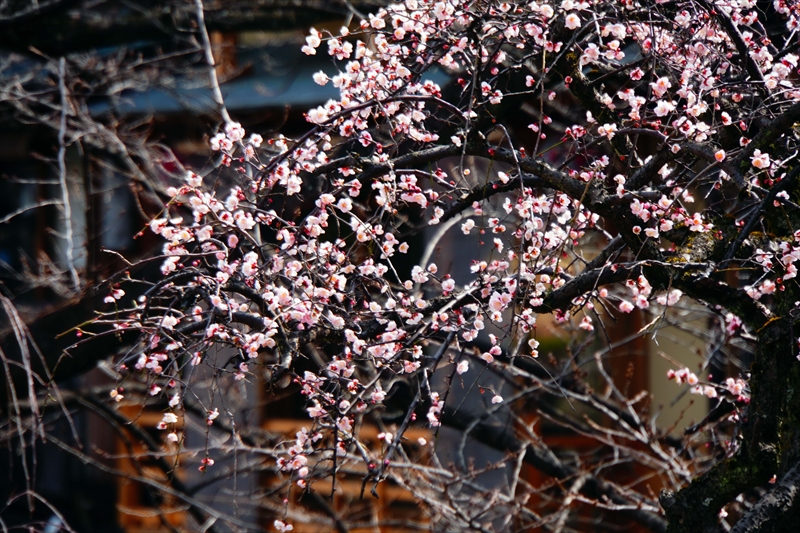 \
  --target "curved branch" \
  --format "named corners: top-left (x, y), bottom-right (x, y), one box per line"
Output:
top-left (697, 0), bottom-right (765, 84)
top-left (736, 100), bottom-right (800, 174)
top-left (730, 461), bottom-right (800, 533)
top-left (628, 141), bottom-right (744, 190)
